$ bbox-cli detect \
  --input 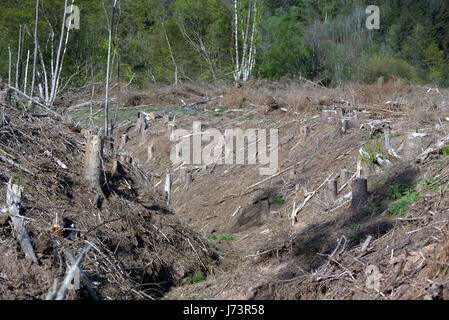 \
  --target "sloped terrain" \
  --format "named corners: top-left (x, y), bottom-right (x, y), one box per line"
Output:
top-left (1, 79), bottom-right (449, 300)
top-left (0, 87), bottom-right (217, 300)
